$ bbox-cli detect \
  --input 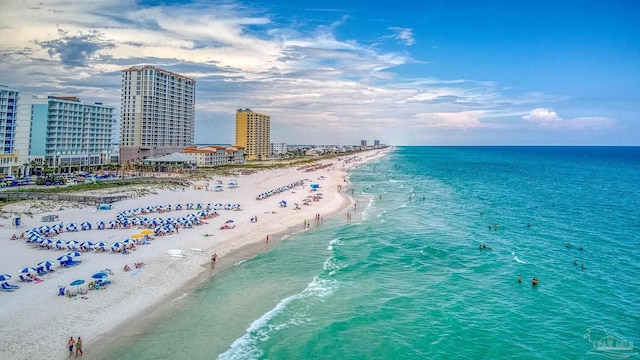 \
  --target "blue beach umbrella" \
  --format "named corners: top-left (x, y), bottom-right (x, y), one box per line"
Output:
top-left (0, 274), bottom-right (11, 281)
top-left (91, 272), bottom-right (108, 280)
top-left (70, 279), bottom-right (85, 292)
top-left (67, 251), bottom-right (82, 258)
top-left (19, 267), bottom-right (37, 274)
top-left (57, 255), bottom-right (73, 262)
top-left (38, 261), bottom-right (55, 268)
